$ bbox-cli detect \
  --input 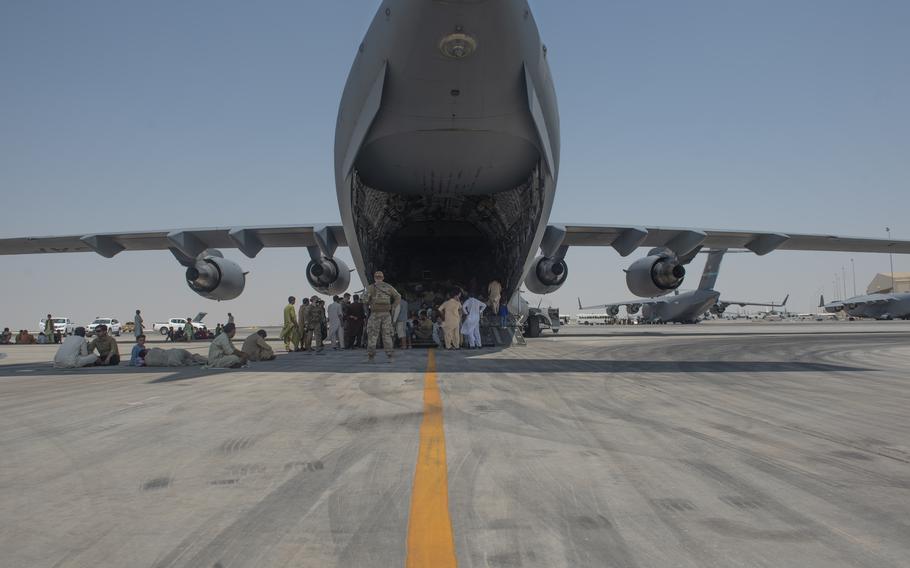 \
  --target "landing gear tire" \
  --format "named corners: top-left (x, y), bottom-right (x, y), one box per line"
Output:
top-left (526, 316), bottom-right (541, 338)
top-left (160, 328), bottom-right (169, 336)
